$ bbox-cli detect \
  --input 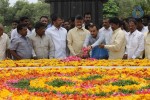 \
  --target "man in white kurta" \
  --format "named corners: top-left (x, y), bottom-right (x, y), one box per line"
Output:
top-left (0, 24), bottom-right (10, 60)
top-left (124, 19), bottom-right (144, 59)
top-left (46, 14), bottom-right (67, 59)
top-left (88, 18), bottom-right (113, 49)
top-left (67, 15), bottom-right (89, 56)
top-left (136, 18), bottom-right (148, 34)
top-left (11, 16), bottom-right (32, 40)
top-left (144, 23), bottom-right (150, 59)
top-left (100, 17), bottom-right (126, 59)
